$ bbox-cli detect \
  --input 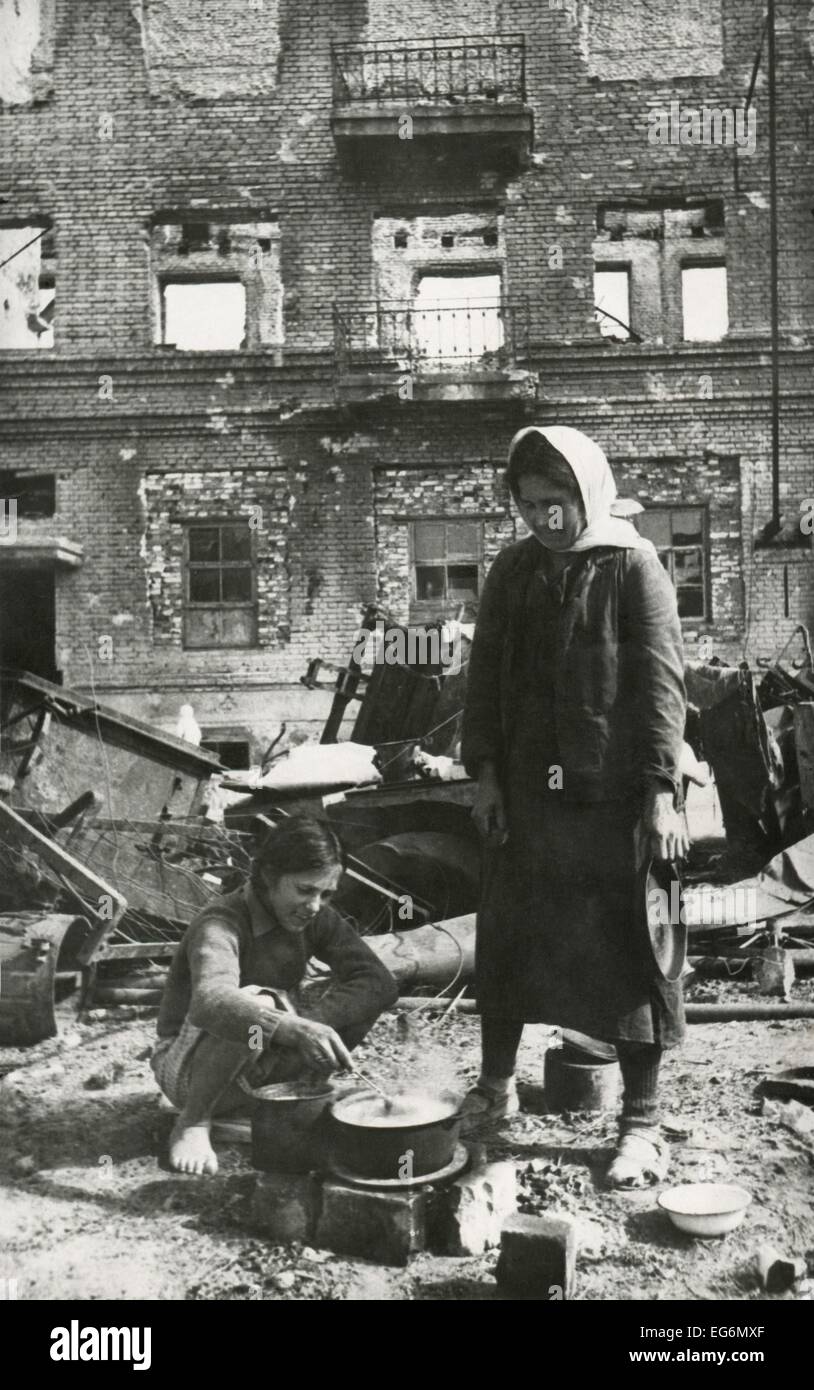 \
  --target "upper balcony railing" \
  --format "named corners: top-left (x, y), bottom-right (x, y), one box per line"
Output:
top-left (331, 34), bottom-right (526, 107)
top-left (333, 296), bottom-right (531, 371)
